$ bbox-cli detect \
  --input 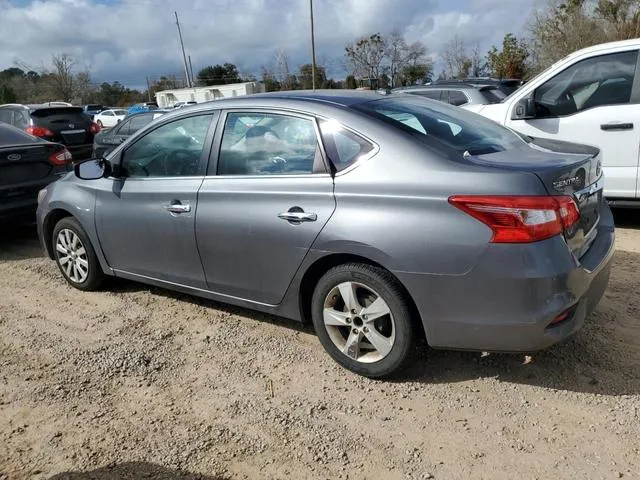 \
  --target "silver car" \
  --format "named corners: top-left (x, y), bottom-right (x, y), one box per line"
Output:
top-left (37, 91), bottom-right (615, 378)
